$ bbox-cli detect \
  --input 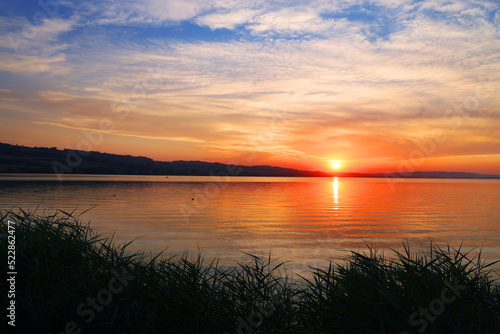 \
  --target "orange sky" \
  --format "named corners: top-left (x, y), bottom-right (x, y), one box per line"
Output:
top-left (1, 1), bottom-right (499, 174)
